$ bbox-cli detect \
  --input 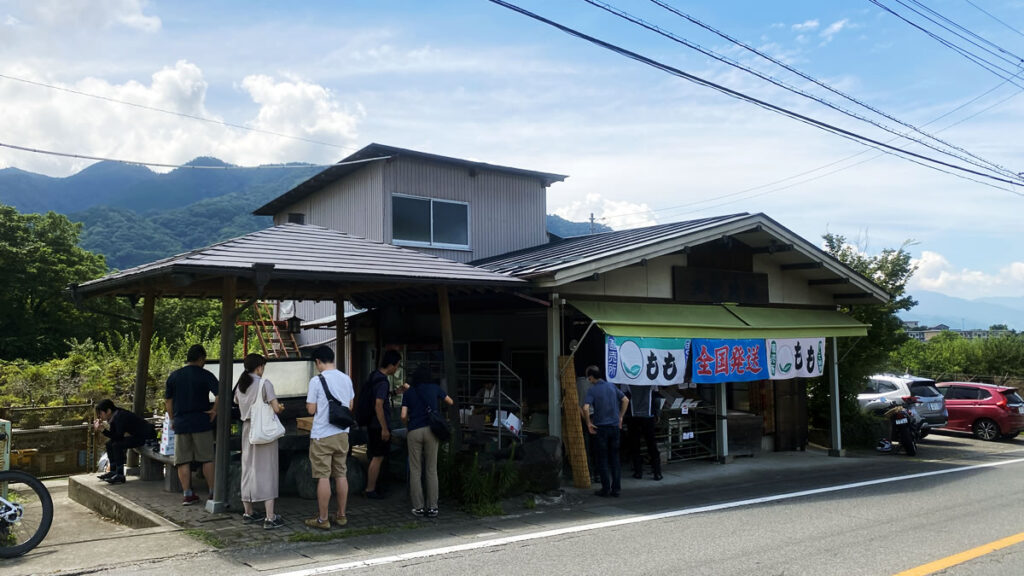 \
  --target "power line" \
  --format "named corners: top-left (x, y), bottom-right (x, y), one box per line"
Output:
top-left (585, 0), bottom-right (1020, 182)
top-left (488, 0), bottom-right (1024, 191)
top-left (0, 141), bottom-right (336, 170)
top-left (0, 73), bottom-right (359, 152)
top-left (897, 0), bottom-right (1024, 66)
top-left (963, 0), bottom-right (1024, 39)
top-left (601, 75), bottom-right (1024, 224)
